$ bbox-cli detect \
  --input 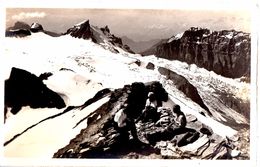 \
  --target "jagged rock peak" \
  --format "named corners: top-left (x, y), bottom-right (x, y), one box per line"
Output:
top-left (30, 23), bottom-right (44, 33)
top-left (101, 25), bottom-right (110, 34)
top-left (75, 19), bottom-right (90, 27)
top-left (180, 27), bottom-right (250, 42)
top-left (64, 19), bottom-right (134, 53)
top-left (64, 19), bottom-right (95, 41)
